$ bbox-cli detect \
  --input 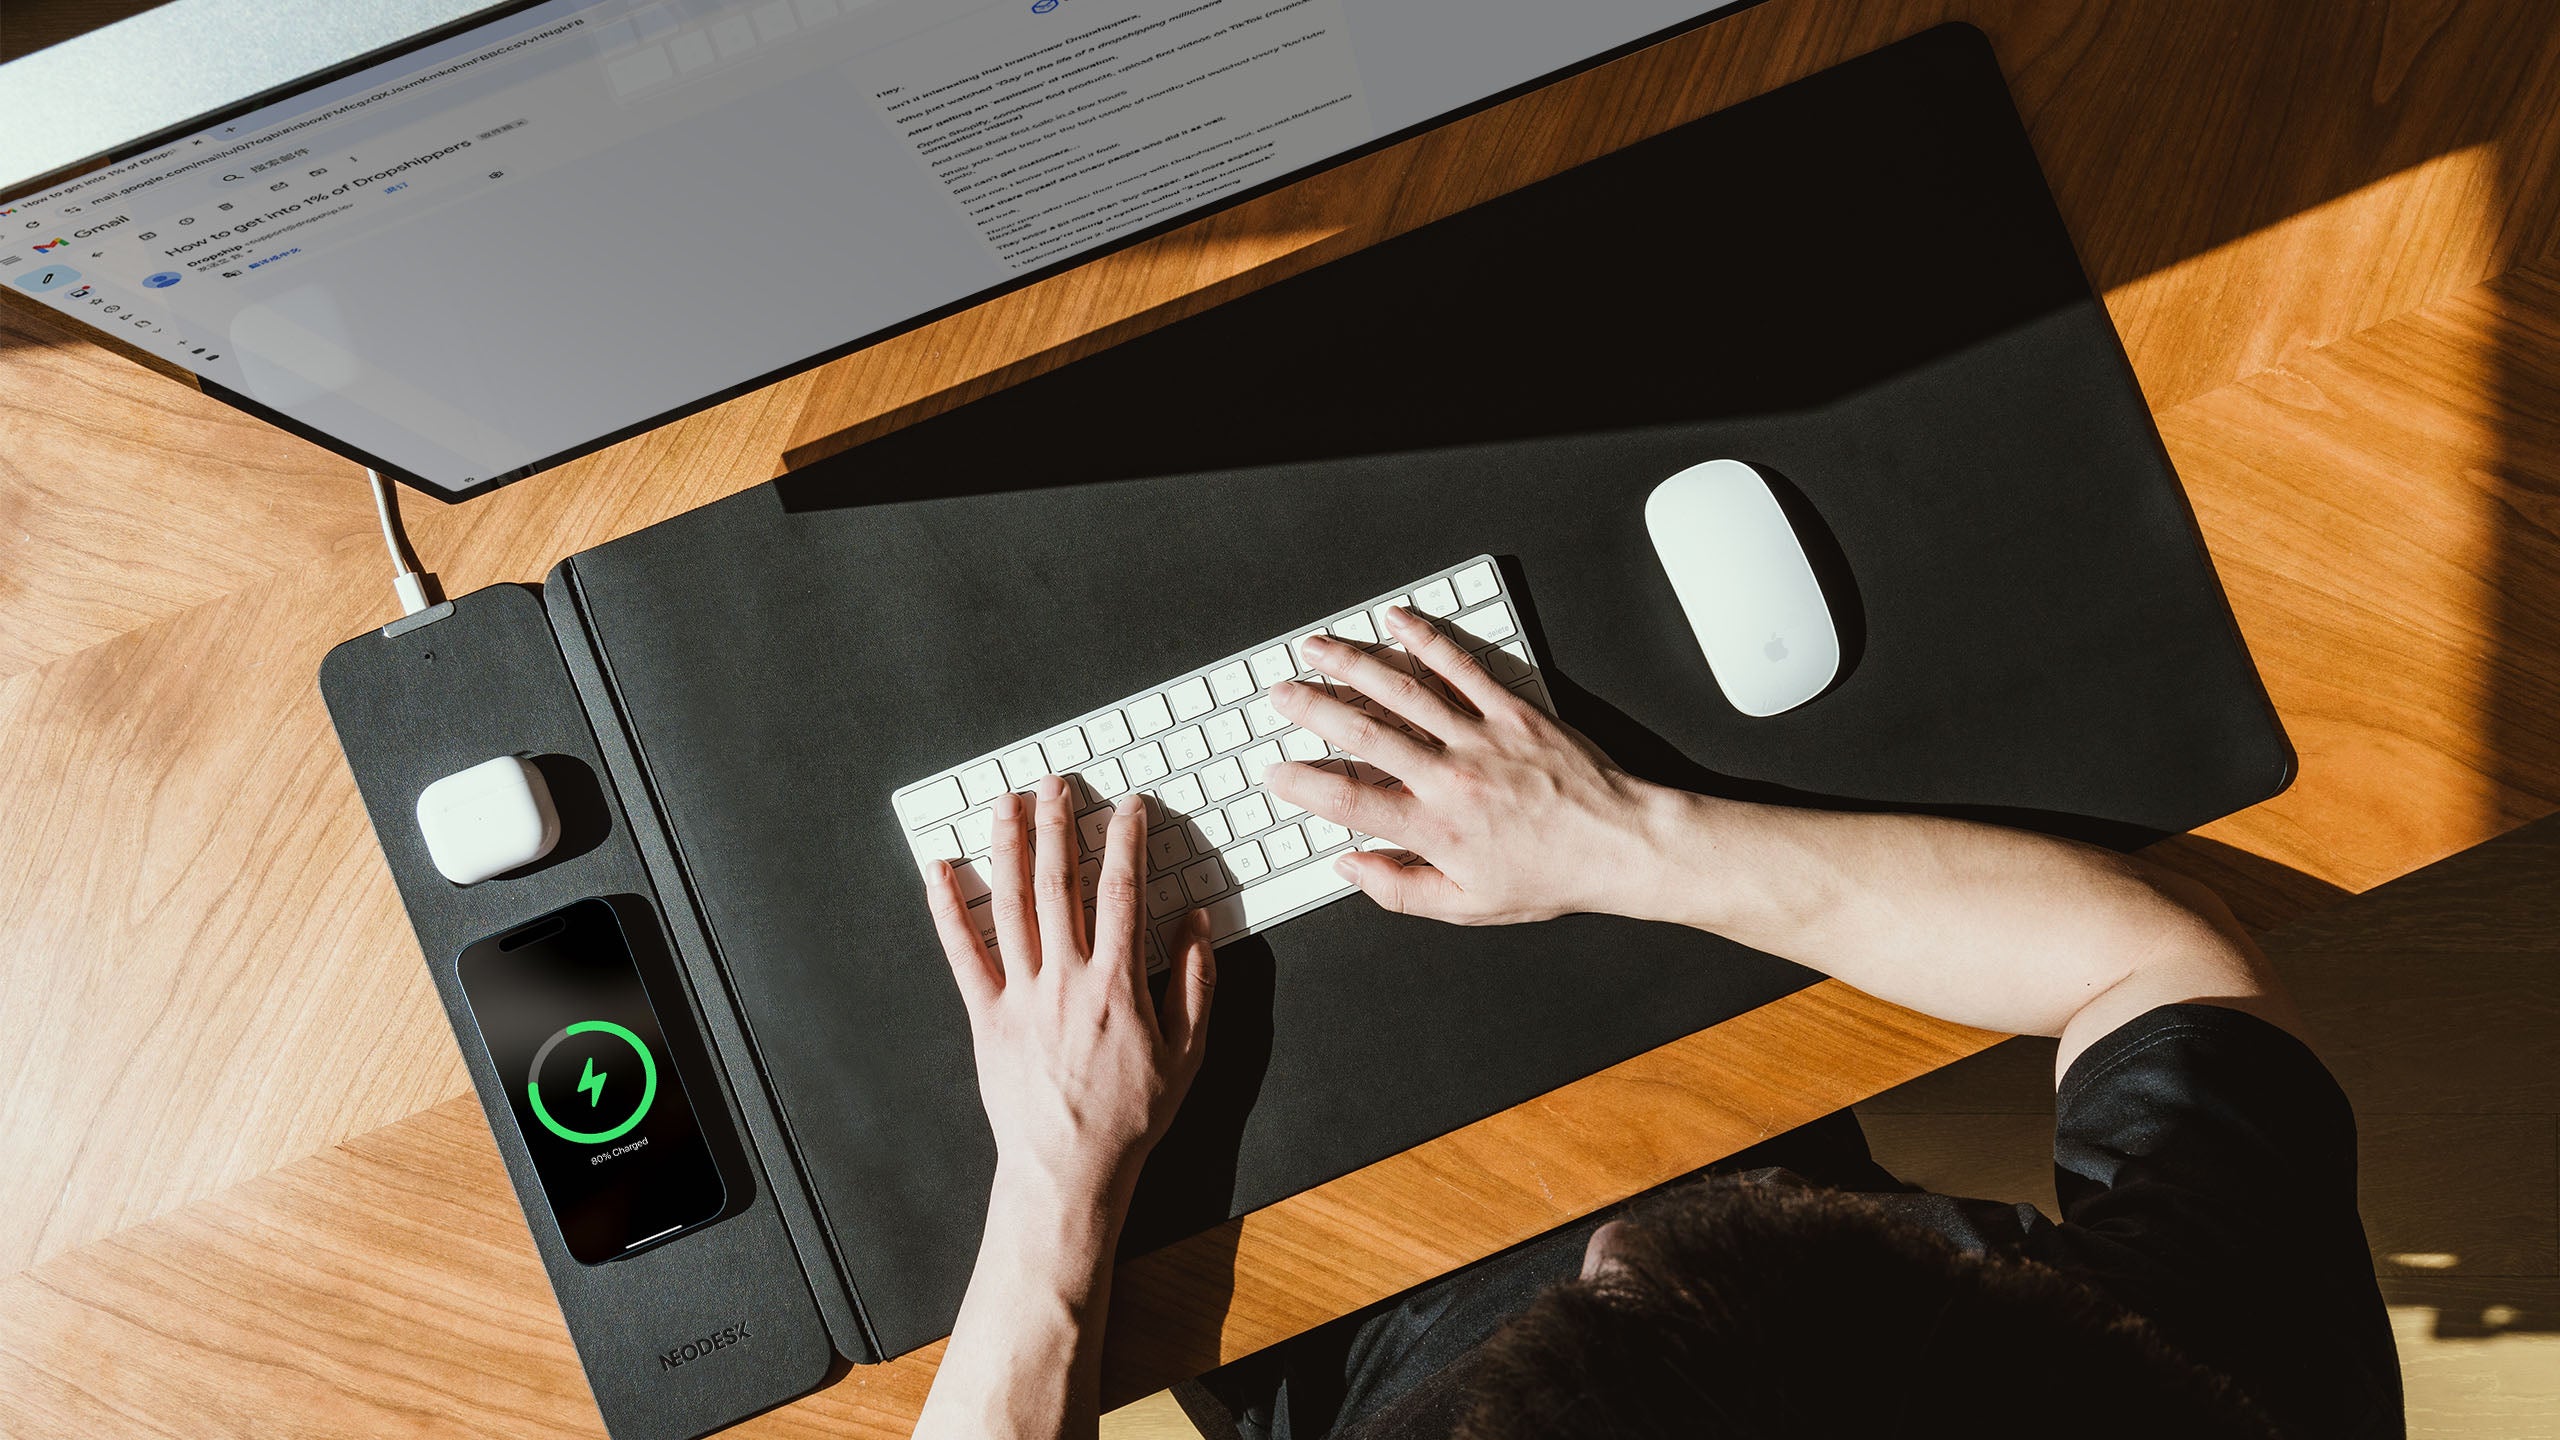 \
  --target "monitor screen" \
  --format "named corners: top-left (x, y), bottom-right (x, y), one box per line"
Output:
top-left (1, 0), bottom-right (1737, 499)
